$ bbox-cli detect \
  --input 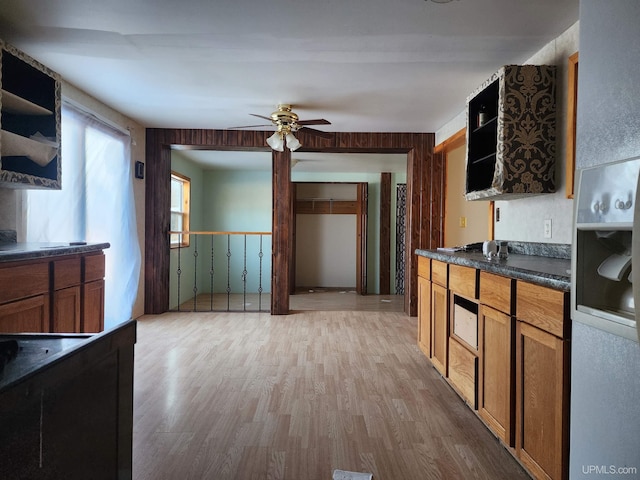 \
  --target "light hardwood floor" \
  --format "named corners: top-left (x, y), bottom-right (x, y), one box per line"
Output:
top-left (133, 306), bottom-right (530, 479)
top-left (177, 290), bottom-right (404, 313)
